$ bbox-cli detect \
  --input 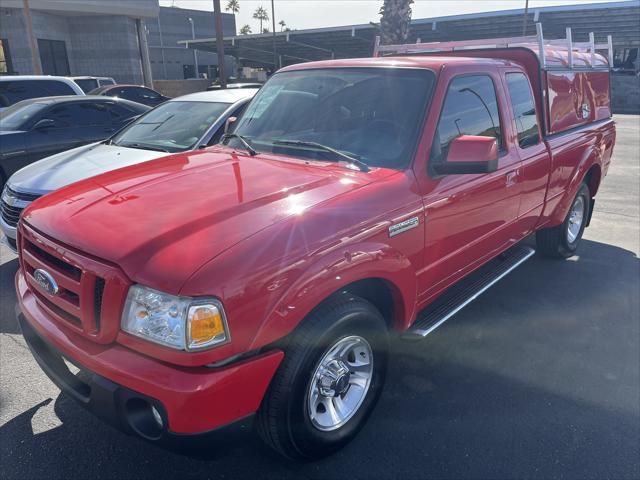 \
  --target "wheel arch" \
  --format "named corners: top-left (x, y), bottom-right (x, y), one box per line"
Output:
top-left (548, 147), bottom-right (602, 226)
top-left (584, 163), bottom-right (602, 197)
top-left (248, 243), bottom-right (418, 350)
